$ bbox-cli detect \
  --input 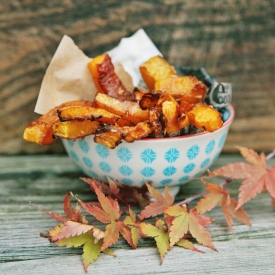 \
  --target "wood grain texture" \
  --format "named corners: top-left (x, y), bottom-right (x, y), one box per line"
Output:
top-left (1, 1), bottom-right (275, 154)
top-left (0, 155), bottom-right (275, 274)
